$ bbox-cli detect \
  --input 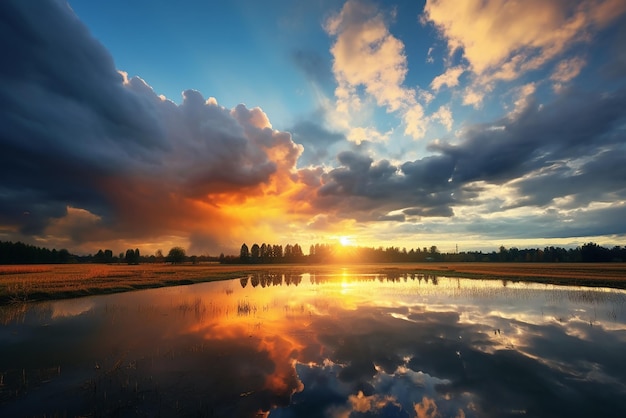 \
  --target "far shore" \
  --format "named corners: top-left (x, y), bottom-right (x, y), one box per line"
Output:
top-left (1, 262), bottom-right (626, 305)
